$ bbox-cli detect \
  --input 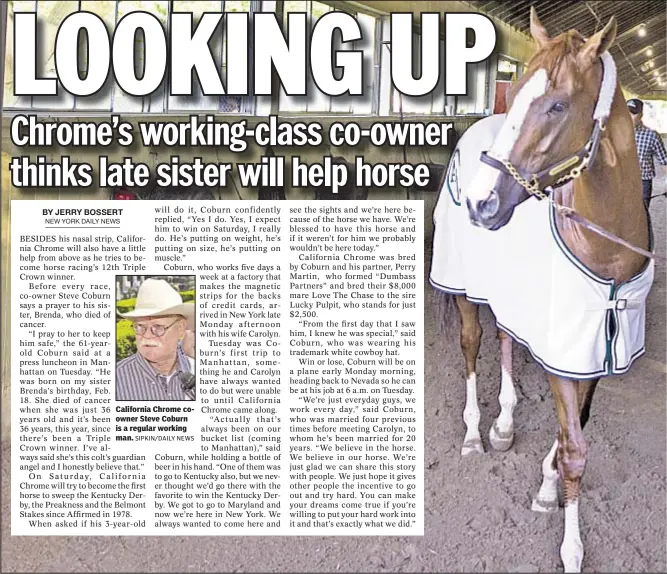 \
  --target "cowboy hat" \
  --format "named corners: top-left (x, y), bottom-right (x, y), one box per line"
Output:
top-left (117, 278), bottom-right (195, 329)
